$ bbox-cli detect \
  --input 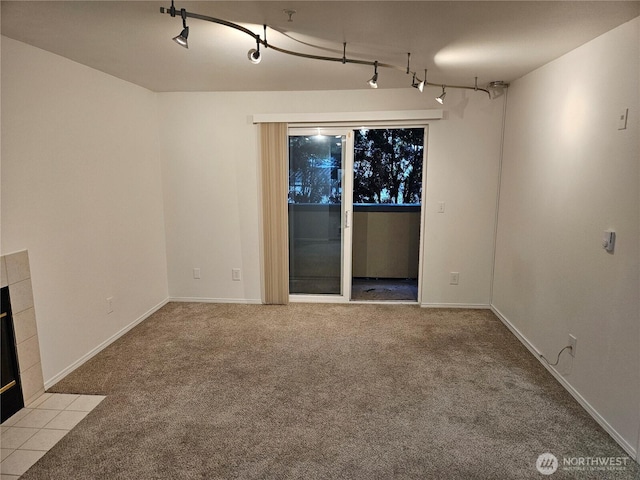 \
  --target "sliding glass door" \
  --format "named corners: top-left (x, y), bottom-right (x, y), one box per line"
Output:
top-left (287, 125), bottom-right (426, 303)
top-left (288, 129), bottom-right (353, 300)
